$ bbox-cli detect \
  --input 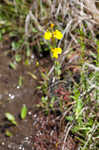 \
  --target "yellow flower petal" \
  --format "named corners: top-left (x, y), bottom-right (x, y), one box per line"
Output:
top-left (44, 31), bottom-right (52, 40)
top-left (52, 51), bottom-right (58, 59)
top-left (51, 47), bottom-right (62, 59)
top-left (51, 48), bottom-right (62, 54)
top-left (53, 30), bottom-right (63, 40)
top-left (51, 48), bottom-right (55, 52)
top-left (55, 48), bottom-right (62, 54)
